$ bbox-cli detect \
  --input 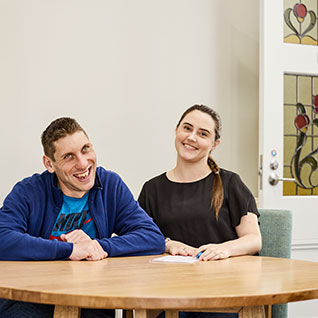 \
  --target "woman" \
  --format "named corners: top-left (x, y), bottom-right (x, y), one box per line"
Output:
top-left (139, 104), bottom-right (261, 260)
top-left (138, 105), bottom-right (261, 317)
